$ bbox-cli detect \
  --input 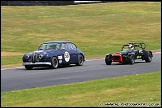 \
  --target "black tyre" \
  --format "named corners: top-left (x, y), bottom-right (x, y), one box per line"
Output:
top-left (76, 54), bottom-right (84, 66)
top-left (51, 56), bottom-right (59, 69)
top-left (145, 52), bottom-right (152, 62)
top-left (129, 55), bottom-right (135, 64)
top-left (105, 54), bottom-right (112, 65)
top-left (25, 65), bottom-right (33, 70)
